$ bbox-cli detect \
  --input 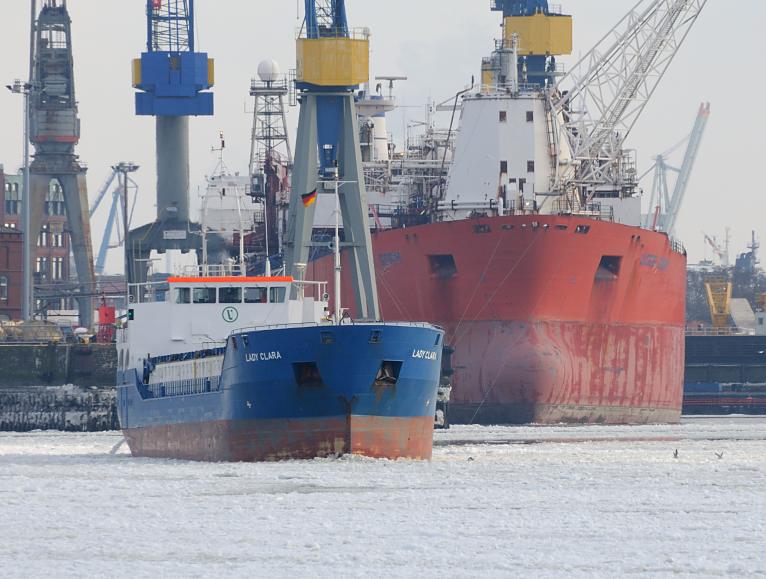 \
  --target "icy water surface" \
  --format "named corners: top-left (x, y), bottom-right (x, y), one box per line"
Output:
top-left (1, 417), bottom-right (765, 578)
